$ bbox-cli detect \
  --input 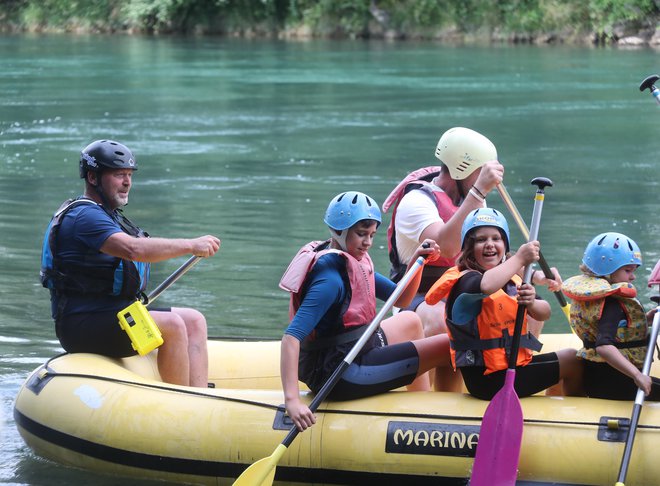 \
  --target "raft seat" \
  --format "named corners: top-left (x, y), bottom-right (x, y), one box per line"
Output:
top-left (119, 353), bottom-right (161, 381)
